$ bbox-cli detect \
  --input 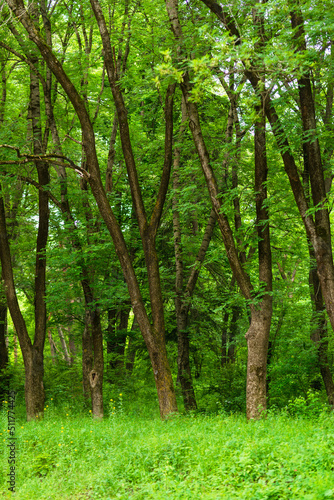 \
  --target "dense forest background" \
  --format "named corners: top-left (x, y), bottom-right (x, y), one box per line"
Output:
top-left (0, 0), bottom-right (333, 421)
